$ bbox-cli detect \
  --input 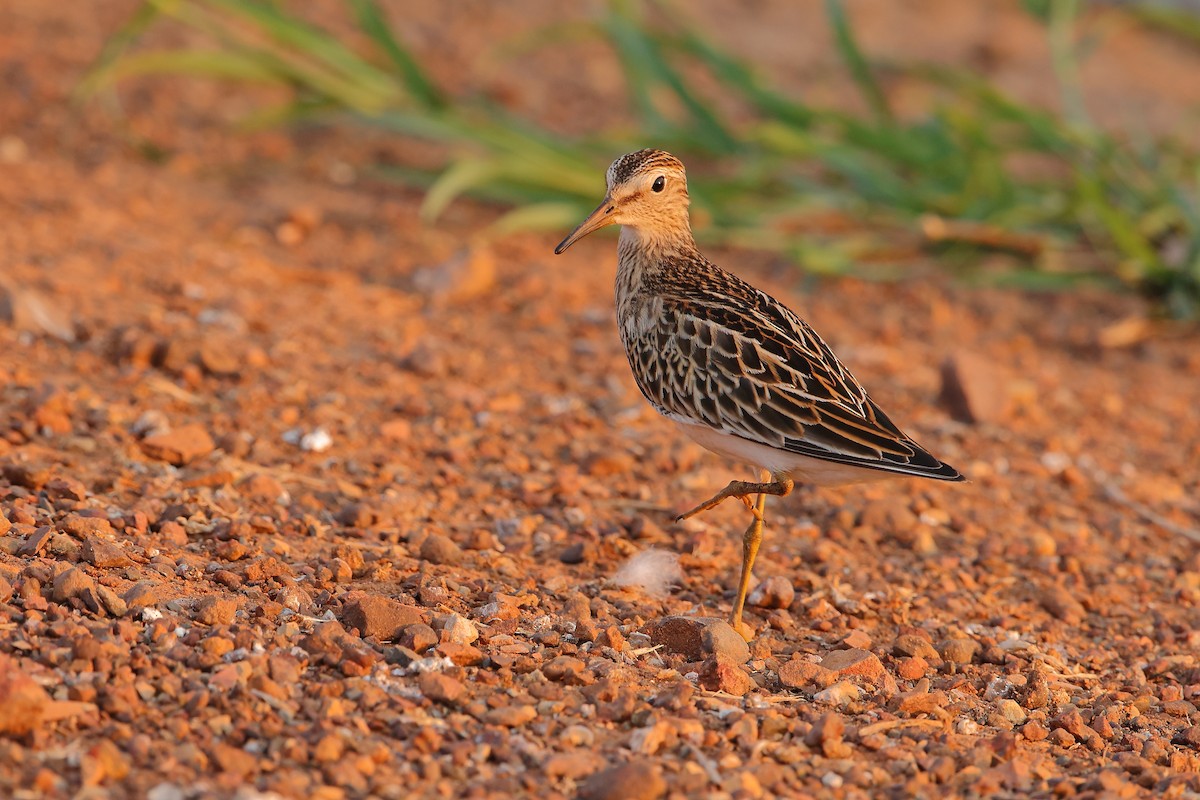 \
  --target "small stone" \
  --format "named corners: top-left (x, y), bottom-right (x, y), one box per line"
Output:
top-left (813, 681), bottom-right (860, 707)
top-left (697, 655), bottom-right (754, 696)
top-left (340, 595), bottom-right (424, 640)
top-left (649, 682), bottom-right (694, 711)
top-left (561, 725), bottom-right (596, 747)
top-left (210, 743), bottom-right (256, 779)
top-left (419, 533), bottom-right (463, 565)
top-left (542, 656), bottom-right (592, 685)
top-left (938, 637), bottom-right (979, 665)
top-left (805, 712), bottom-right (851, 758)
top-left (61, 515), bottom-right (114, 538)
top-left (558, 541), bottom-right (589, 564)
top-left (237, 474), bottom-right (288, 505)
top-left (380, 418), bottom-right (411, 442)
top-left (437, 613), bottom-right (478, 645)
top-left (642, 616), bottom-right (749, 664)
top-left (157, 521), bottom-right (188, 547)
top-left (82, 538), bottom-right (131, 569)
top-left (1039, 584), bottom-right (1085, 624)
top-left (820, 648), bottom-right (886, 682)
top-left (778, 658), bottom-right (834, 690)
top-left (418, 672), bottom-right (464, 706)
top-left (939, 351), bottom-right (1013, 424)
top-left (1048, 728), bottom-right (1075, 747)
top-left (140, 425), bottom-right (215, 466)
top-left (1171, 725), bottom-right (1200, 750)
top-left (805, 711), bottom-right (844, 747)
top-left (312, 734), bottom-right (344, 764)
top-left (484, 704), bottom-right (537, 727)
top-left (94, 585), bottom-right (127, 617)
top-left (896, 690), bottom-right (946, 714)
top-left (1164, 699), bottom-right (1195, 717)
top-left (577, 760), bottom-right (667, 800)
top-left (398, 623), bottom-right (438, 653)
top-left (1022, 720), bottom-right (1049, 741)
top-left (197, 340), bottom-right (240, 377)
top-left (435, 642), bottom-right (484, 667)
top-left (195, 597), bottom-right (237, 626)
top-left (630, 720), bottom-right (676, 756)
top-left (702, 620), bottom-right (751, 664)
top-left (0, 654), bottom-right (51, 735)
top-left (52, 567), bottom-right (95, 603)
top-left (840, 629), bottom-right (872, 650)
top-left (214, 540), bottom-right (248, 562)
top-left (80, 739), bottom-right (130, 786)
top-left (746, 576), bottom-right (794, 610)
top-left (595, 625), bottom-right (626, 652)
top-left (893, 635), bottom-right (939, 661)
top-left (543, 751), bottom-right (605, 781)
top-left (997, 699), bottom-right (1027, 725)
top-left (1023, 671), bottom-right (1051, 709)
top-left (413, 246), bottom-right (497, 306)
top-left (897, 656), bottom-right (929, 681)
